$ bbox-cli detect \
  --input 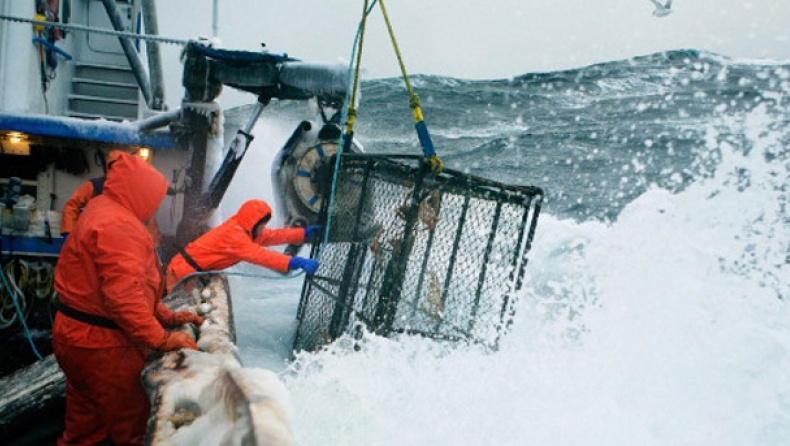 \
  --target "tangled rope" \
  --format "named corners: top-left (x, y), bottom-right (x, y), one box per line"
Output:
top-left (0, 259), bottom-right (43, 359)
